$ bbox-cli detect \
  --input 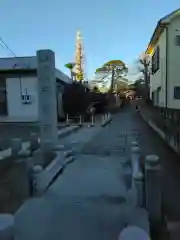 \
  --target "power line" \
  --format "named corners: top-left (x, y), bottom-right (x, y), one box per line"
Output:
top-left (0, 36), bottom-right (17, 57)
top-left (0, 42), bottom-right (5, 50)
